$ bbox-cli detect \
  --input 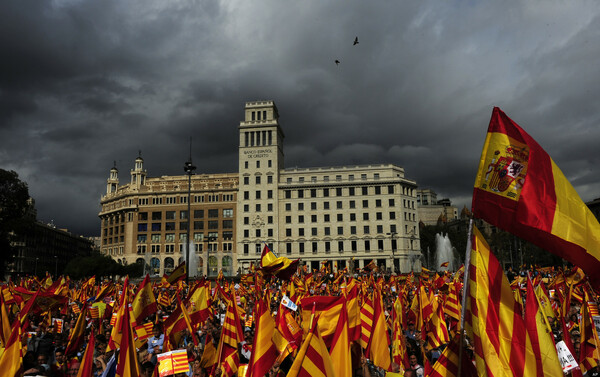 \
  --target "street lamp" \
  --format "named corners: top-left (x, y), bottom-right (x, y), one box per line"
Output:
top-left (184, 152), bottom-right (196, 284)
top-left (35, 257), bottom-right (39, 276)
top-left (386, 232), bottom-right (398, 273)
top-left (54, 255), bottom-right (58, 277)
